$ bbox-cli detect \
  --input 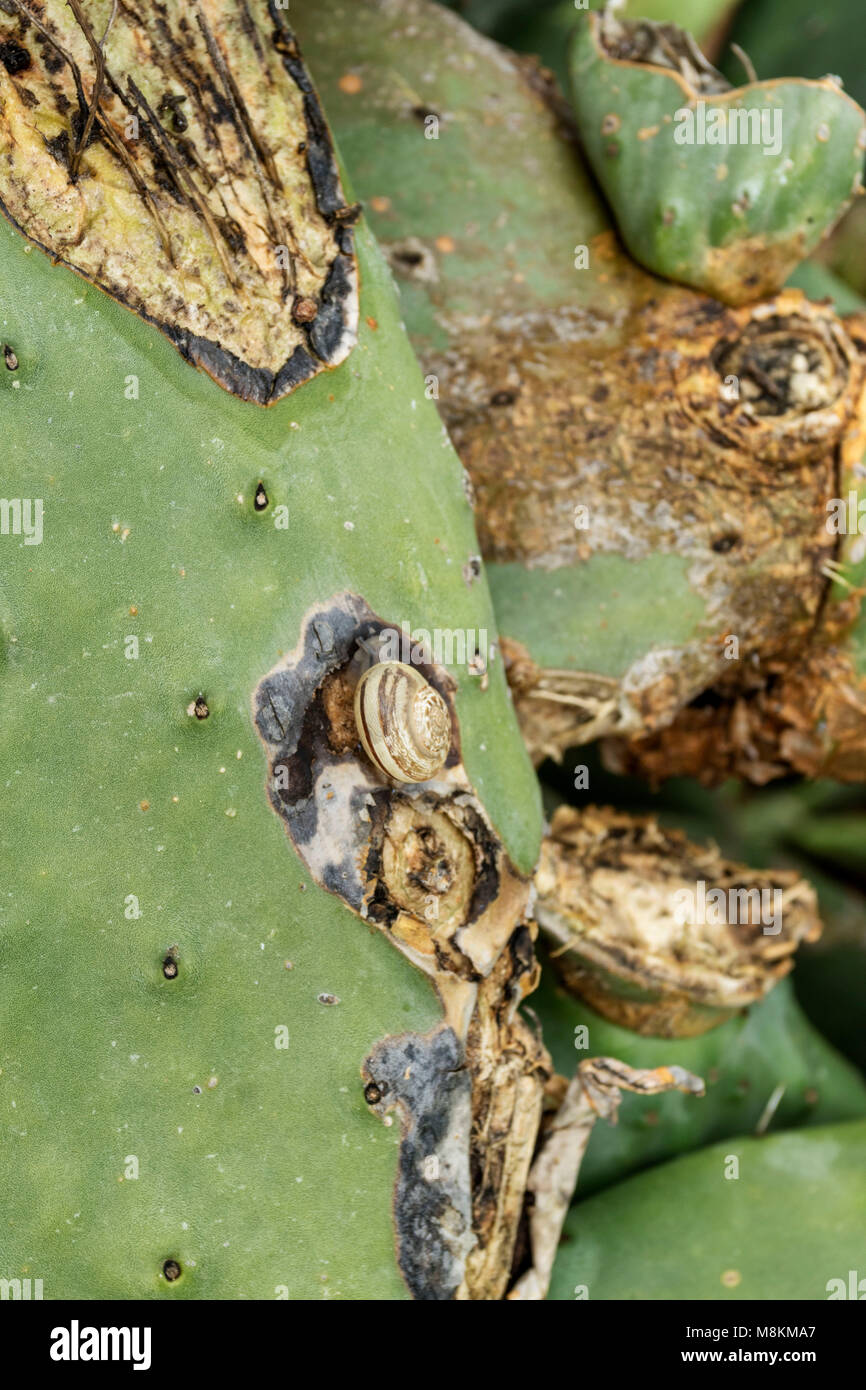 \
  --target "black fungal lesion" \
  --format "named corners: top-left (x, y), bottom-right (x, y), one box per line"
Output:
top-left (253, 593), bottom-right (460, 912)
top-left (361, 1027), bottom-right (474, 1301)
top-left (0, 37), bottom-right (29, 74)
